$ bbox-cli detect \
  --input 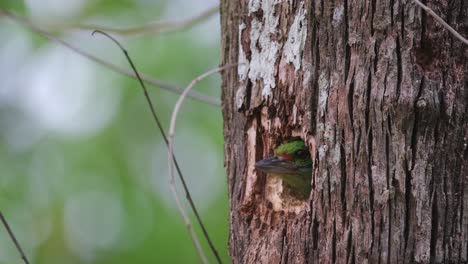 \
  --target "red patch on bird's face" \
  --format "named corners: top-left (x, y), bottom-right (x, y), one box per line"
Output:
top-left (278, 153), bottom-right (292, 161)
